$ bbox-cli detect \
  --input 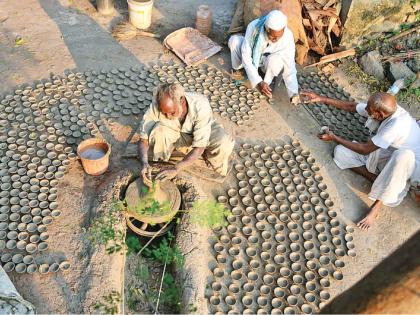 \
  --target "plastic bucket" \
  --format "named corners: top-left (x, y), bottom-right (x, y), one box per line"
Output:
top-left (77, 138), bottom-right (111, 176)
top-left (127, 0), bottom-right (153, 29)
